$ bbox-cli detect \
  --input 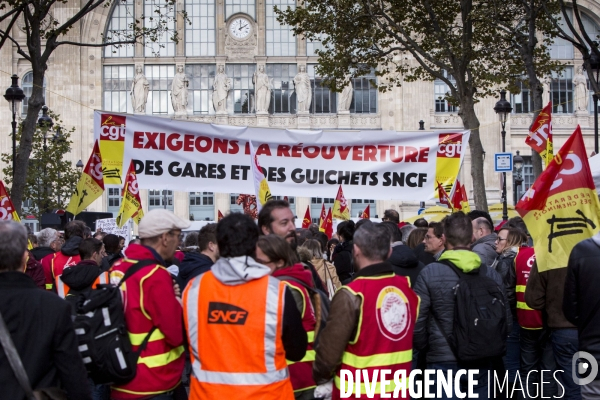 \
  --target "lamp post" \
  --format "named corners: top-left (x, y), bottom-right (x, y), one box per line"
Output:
top-left (494, 90), bottom-right (513, 221)
top-left (590, 44), bottom-right (600, 154)
top-left (513, 150), bottom-right (524, 203)
top-left (76, 159), bottom-right (84, 173)
top-left (4, 75), bottom-right (25, 178)
top-left (37, 105), bottom-right (53, 212)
